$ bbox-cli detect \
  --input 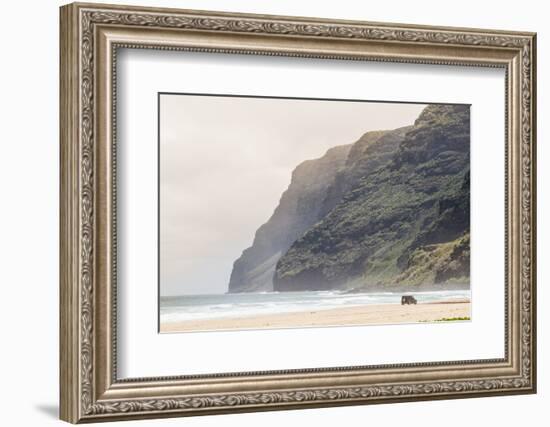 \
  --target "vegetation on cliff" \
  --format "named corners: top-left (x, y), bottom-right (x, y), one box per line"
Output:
top-left (273, 104), bottom-right (470, 292)
top-left (229, 104), bottom-right (470, 293)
